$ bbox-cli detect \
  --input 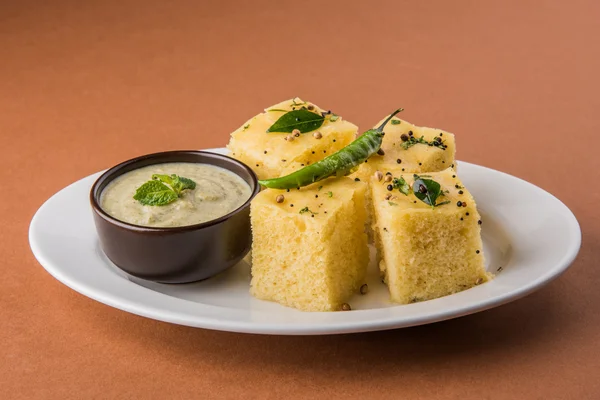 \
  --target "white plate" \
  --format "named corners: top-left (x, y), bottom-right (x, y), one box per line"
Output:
top-left (29, 148), bottom-right (581, 335)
